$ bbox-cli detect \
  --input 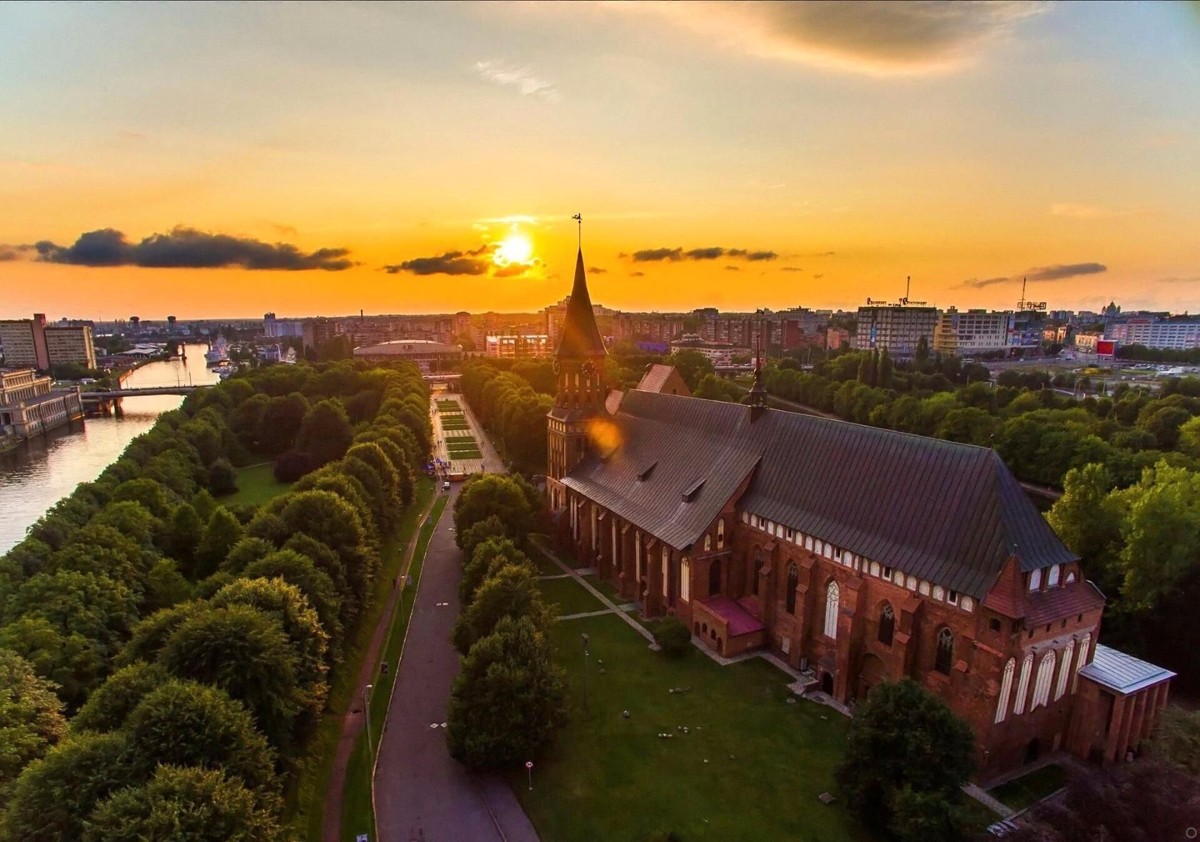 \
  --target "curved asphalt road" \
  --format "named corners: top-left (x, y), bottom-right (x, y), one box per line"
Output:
top-left (373, 483), bottom-right (539, 842)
